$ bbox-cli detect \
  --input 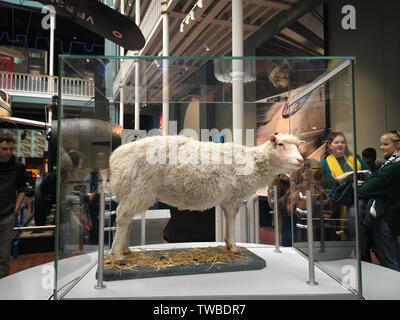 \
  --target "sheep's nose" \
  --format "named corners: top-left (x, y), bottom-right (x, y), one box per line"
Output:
top-left (297, 158), bottom-right (304, 165)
